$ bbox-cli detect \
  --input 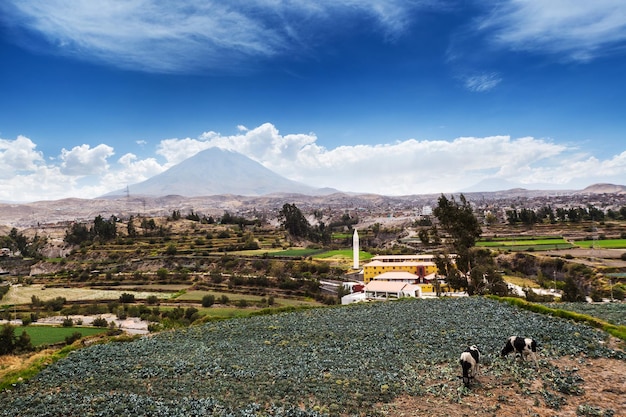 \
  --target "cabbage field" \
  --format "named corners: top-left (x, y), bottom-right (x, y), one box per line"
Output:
top-left (1, 297), bottom-right (624, 416)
